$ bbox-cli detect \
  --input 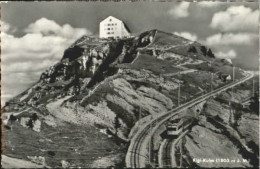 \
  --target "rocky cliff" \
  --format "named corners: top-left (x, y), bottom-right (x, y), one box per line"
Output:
top-left (2, 30), bottom-right (256, 168)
